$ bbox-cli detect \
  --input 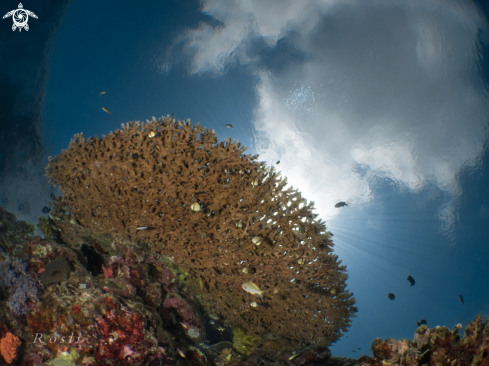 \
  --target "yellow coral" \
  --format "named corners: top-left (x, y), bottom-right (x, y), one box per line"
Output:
top-left (232, 328), bottom-right (261, 356)
top-left (37, 216), bottom-right (53, 239)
